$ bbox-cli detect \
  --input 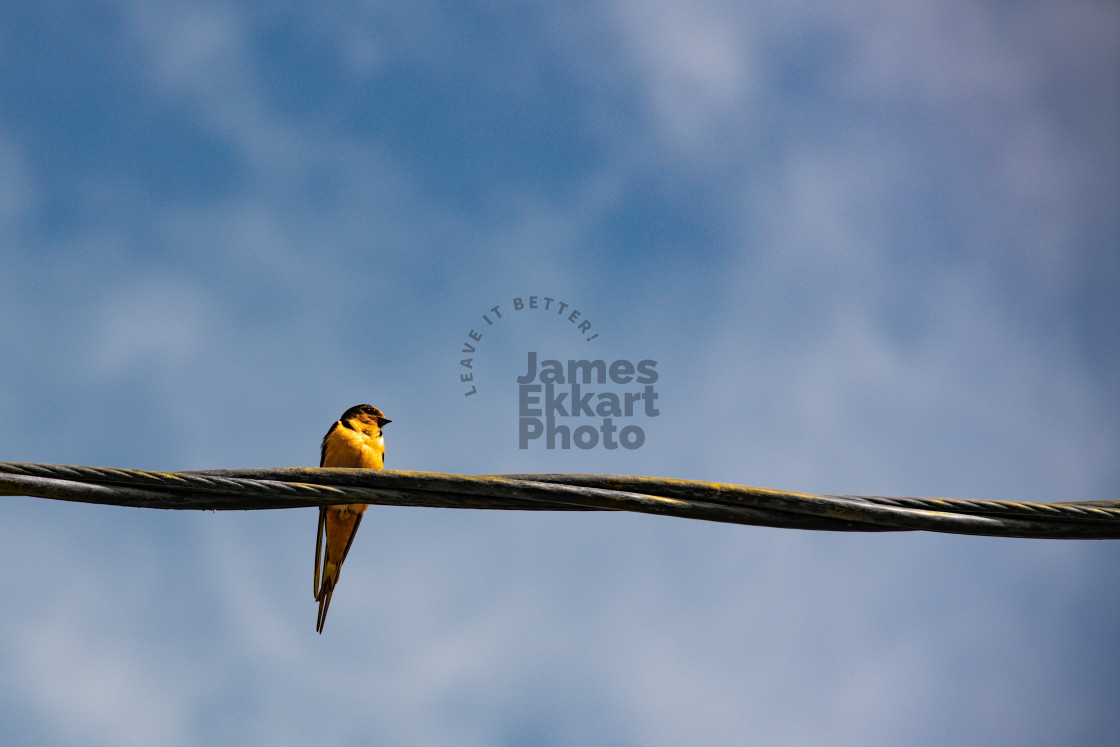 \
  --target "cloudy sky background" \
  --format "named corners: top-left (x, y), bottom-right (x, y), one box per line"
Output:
top-left (1, 1), bottom-right (1118, 744)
